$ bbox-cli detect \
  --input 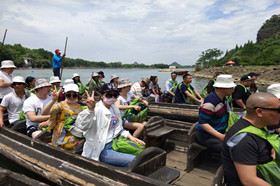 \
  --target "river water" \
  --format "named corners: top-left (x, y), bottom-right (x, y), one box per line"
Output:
top-left (13, 68), bottom-right (209, 93)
